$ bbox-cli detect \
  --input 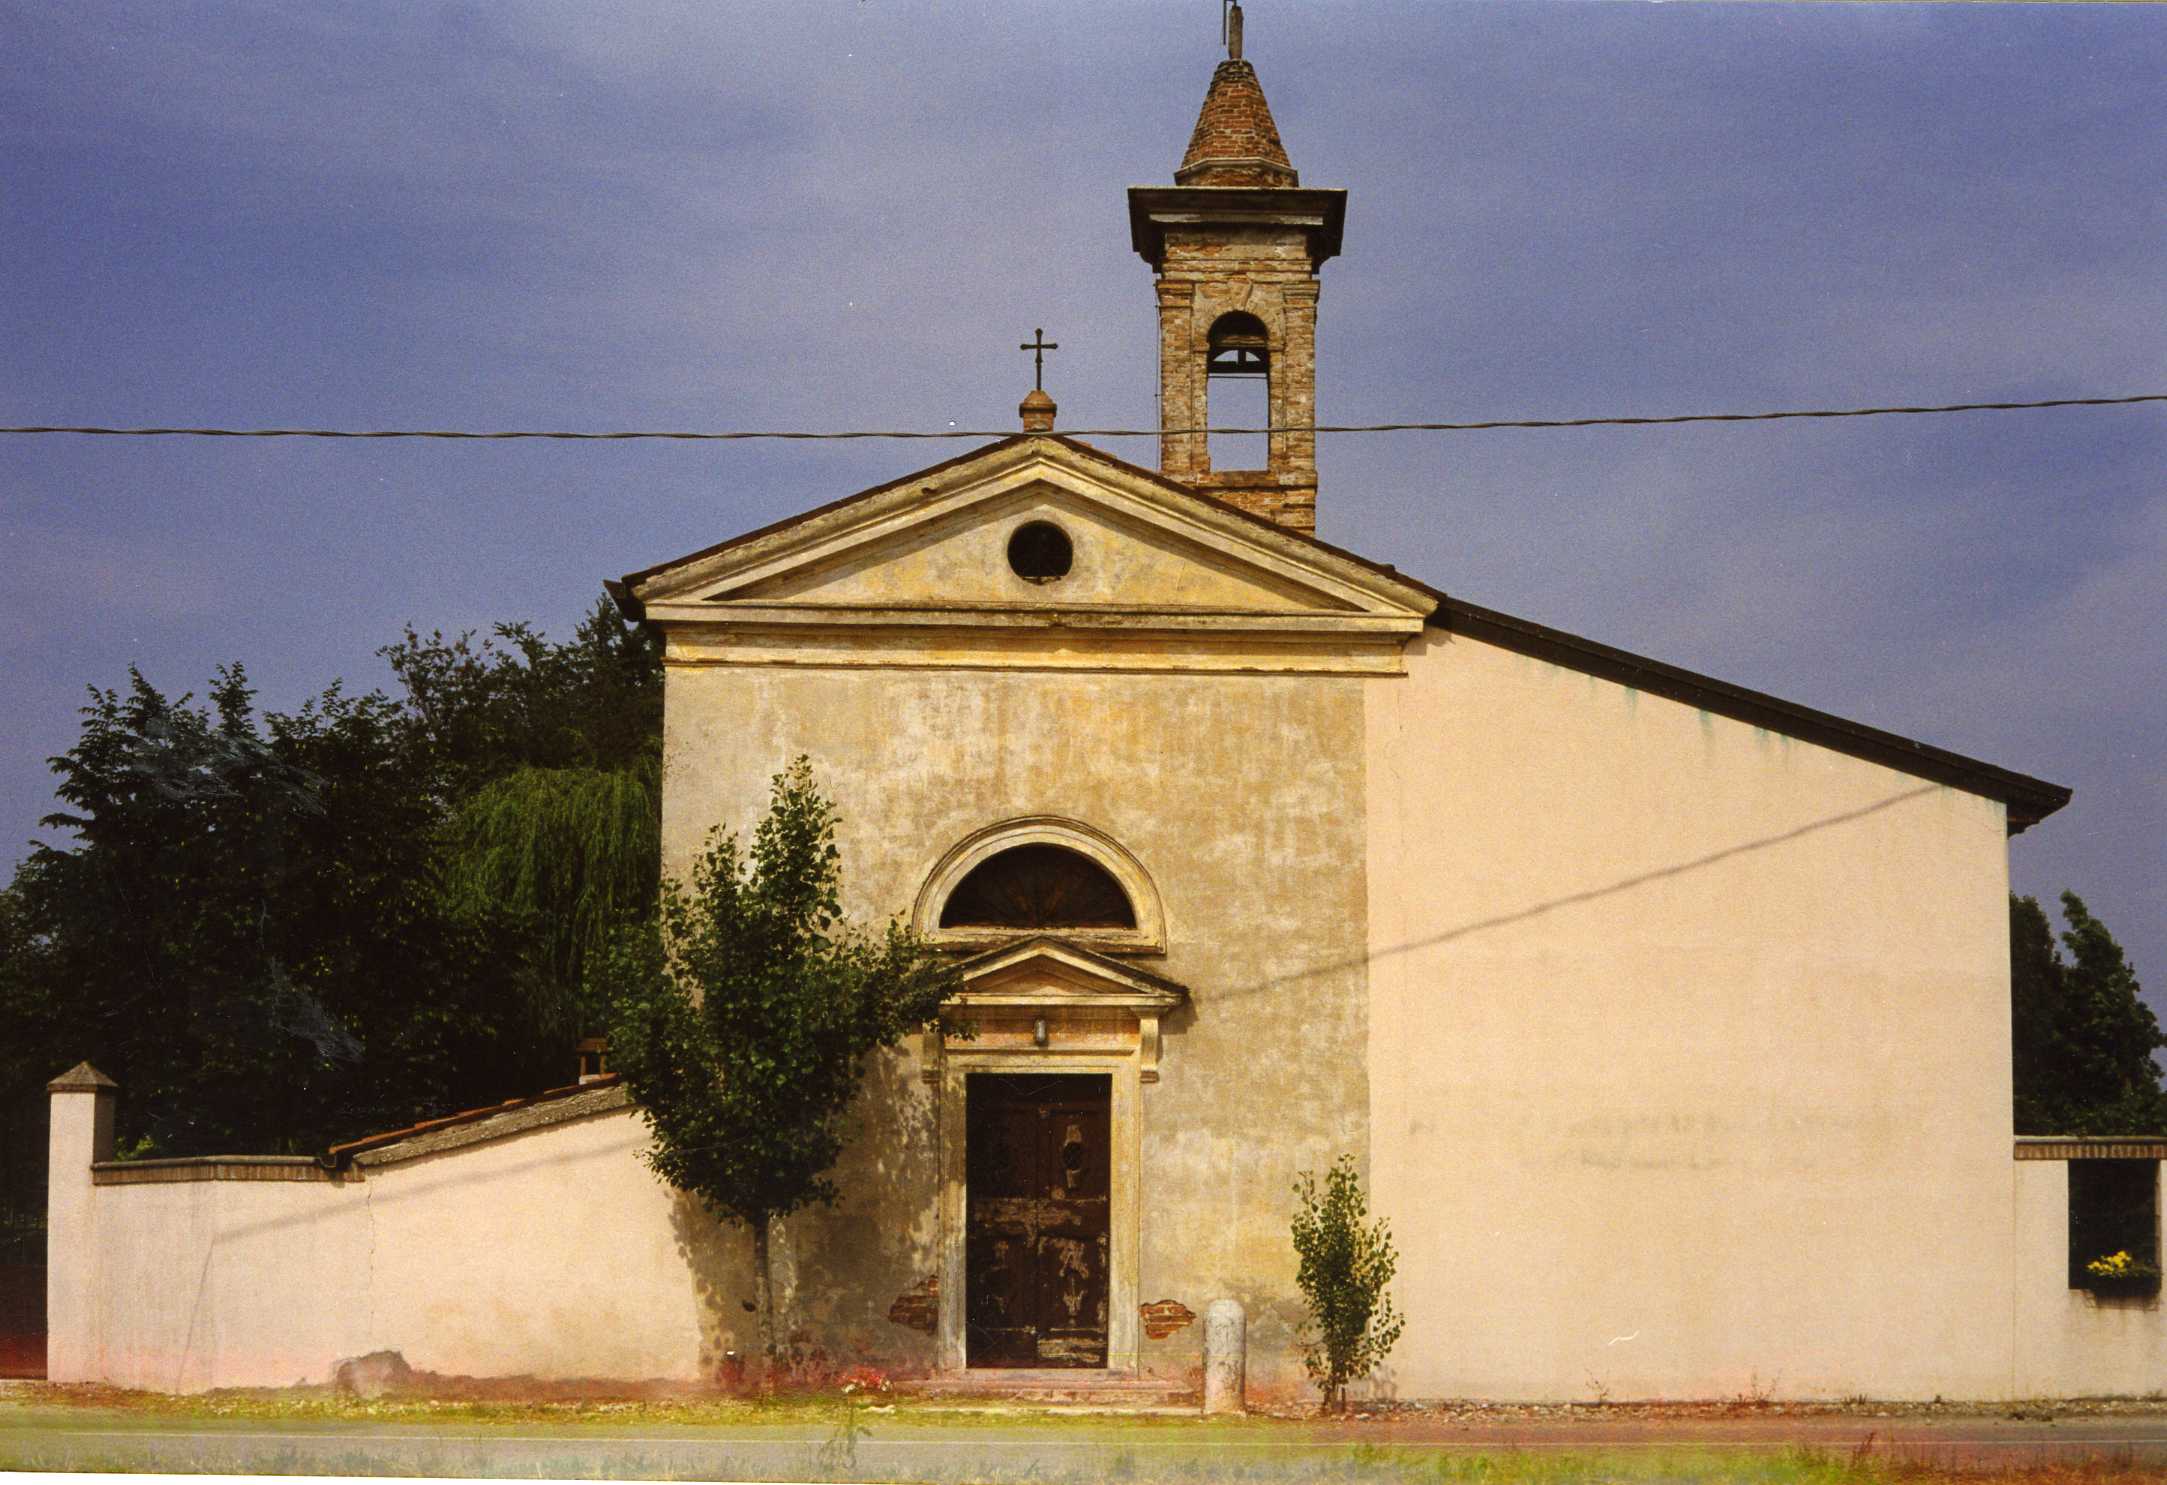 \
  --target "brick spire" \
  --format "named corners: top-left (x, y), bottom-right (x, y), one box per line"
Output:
top-left (1176, 59), bottom-right (1298, 188)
